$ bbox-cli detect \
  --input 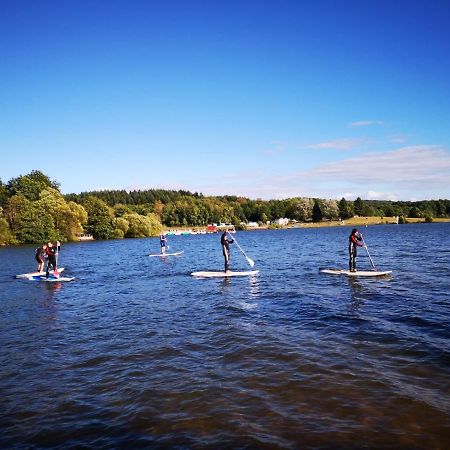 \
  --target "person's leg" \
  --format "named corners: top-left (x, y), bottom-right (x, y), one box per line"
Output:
top-left (46, 256), bottom-right (55, 277)
top-left (349, 246), bottom-right (356, 271)
top-left (223, 248), bottom-right (229, 272)
top-left (352, 248), bottom-right (357, 271)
